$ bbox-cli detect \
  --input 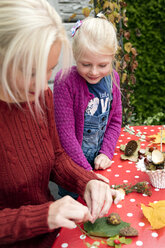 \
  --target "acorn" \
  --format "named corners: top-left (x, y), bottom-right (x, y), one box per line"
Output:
top-left (119, 226), bottom-right (138, 236)
top-left (107, 212), bottom-right (121, 225)
top-left (124, 140), bottom-right (138, 156)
